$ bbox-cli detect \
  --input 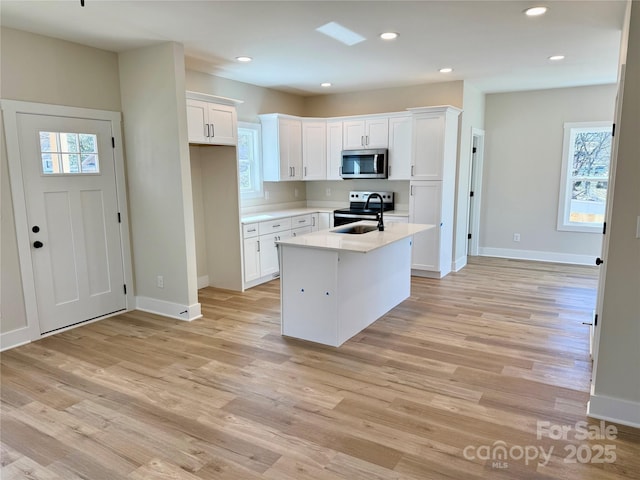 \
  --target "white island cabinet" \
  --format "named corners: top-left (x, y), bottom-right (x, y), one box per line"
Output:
top-left (277, 221), bottom-right (431, 347)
